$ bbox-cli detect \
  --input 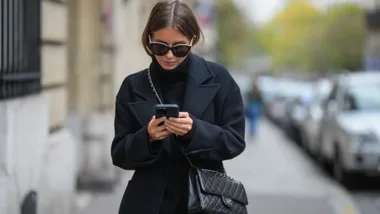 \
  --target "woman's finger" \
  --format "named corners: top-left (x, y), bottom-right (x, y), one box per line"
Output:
top-left (166, 120), bottom-right (189, 129)
top-left (165, 124), bottom-right (183, 134)
top-left (158, 130), bottom-right (171, 139)
top-left (153, 116), bottom-right (167, 126)
top-left (166, 123), bottom-right (189, 136)
top-left (153, 124), bottom-right (167, 132)
top-left (165, 126), bottom-right (177, 135)
top-left (178, 112), bottom-right (189, 118)
top-left (169, 117), bottom-right (193, 124)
